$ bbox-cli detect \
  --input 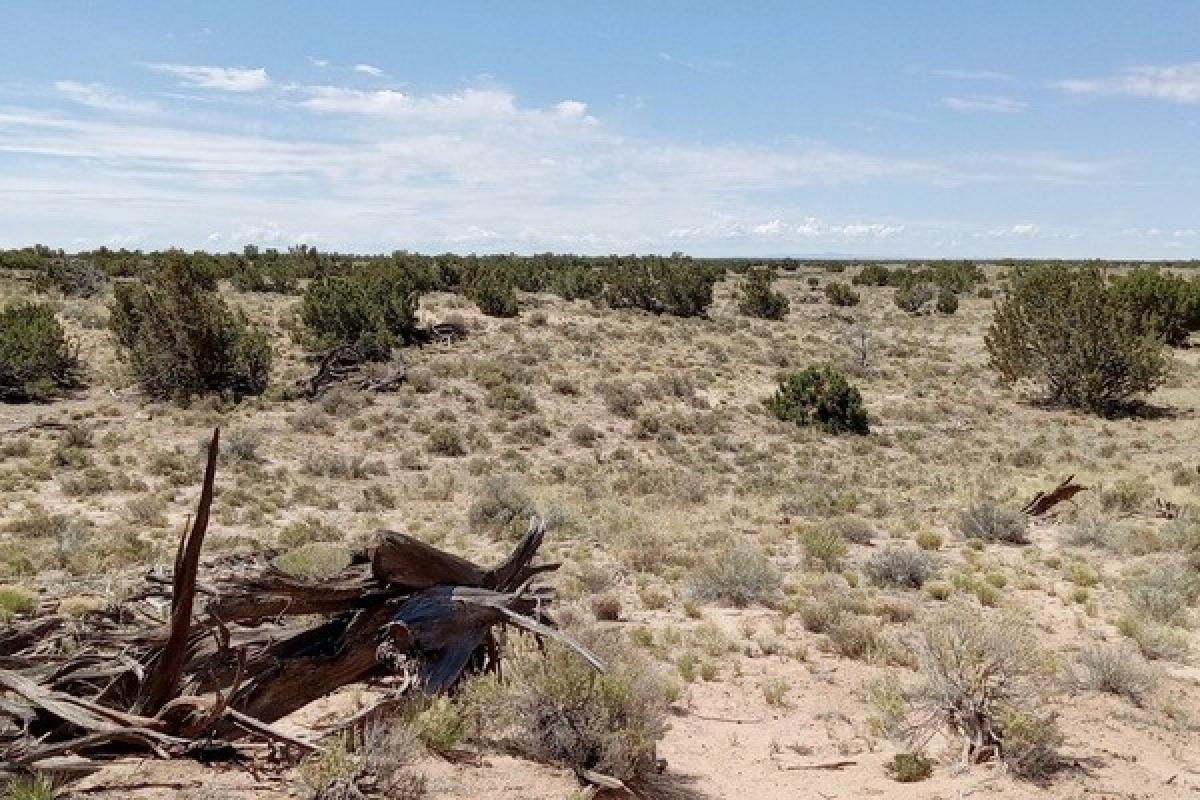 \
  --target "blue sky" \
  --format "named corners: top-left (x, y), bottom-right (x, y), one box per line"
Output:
top-left (1, 2), bottom-right (1198, 257)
